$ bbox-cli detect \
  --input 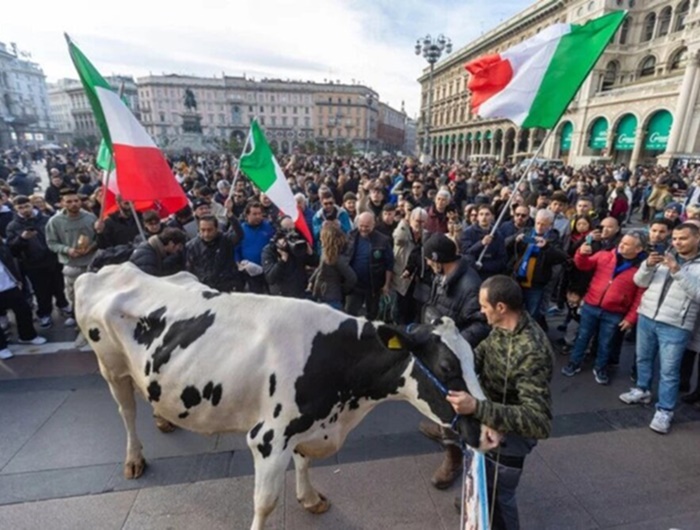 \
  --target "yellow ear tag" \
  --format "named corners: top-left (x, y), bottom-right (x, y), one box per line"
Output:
top-left (388, 336), bottom-right (402, 350)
